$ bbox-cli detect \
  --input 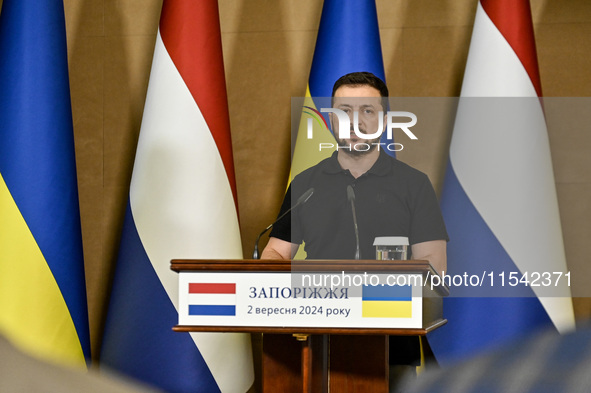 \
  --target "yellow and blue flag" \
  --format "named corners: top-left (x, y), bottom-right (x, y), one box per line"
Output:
top-left (0, 0), bottom-right (90, 367)
top-left (291, 0), bottom-right (389, 180)
top-left (290, 0), bottom-right (388, 260)
top-left (362, 285), bottom-right (412, 319)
